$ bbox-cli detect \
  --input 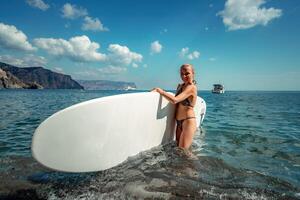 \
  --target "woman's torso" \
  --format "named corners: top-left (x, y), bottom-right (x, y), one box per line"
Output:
top-left (175, 83), bottom-right (197, 120)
